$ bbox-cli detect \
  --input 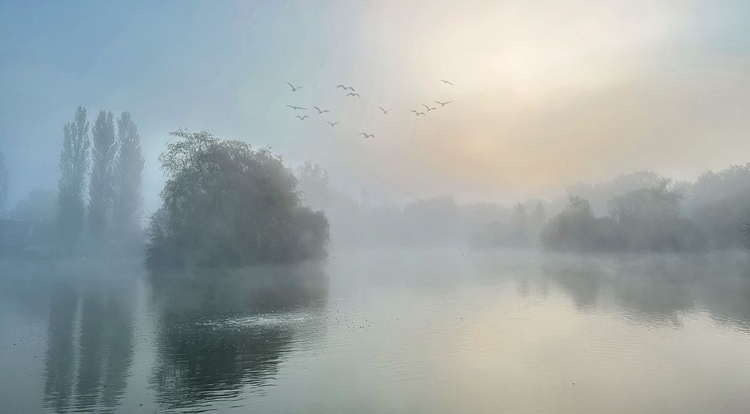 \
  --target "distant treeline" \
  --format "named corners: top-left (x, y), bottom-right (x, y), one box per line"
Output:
top-left (298, 167), bottom-right (750, 252)
top-left (0, 106), bottom-right (144, 256)
top-left (541, 169), bottom-right (750, 252)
